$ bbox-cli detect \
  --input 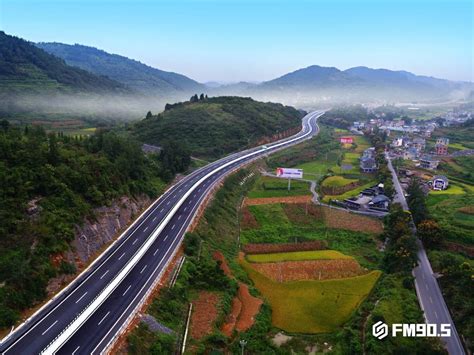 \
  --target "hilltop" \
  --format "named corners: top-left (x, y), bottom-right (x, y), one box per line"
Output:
top-left (132, 96), bottom-right (305, 159)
